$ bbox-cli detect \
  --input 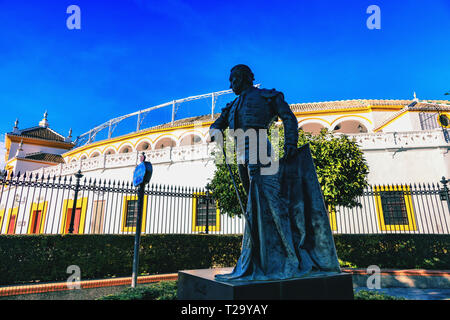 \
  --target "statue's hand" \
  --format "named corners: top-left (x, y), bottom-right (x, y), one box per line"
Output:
top-left (284, 145), bottom-right (297, 160)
